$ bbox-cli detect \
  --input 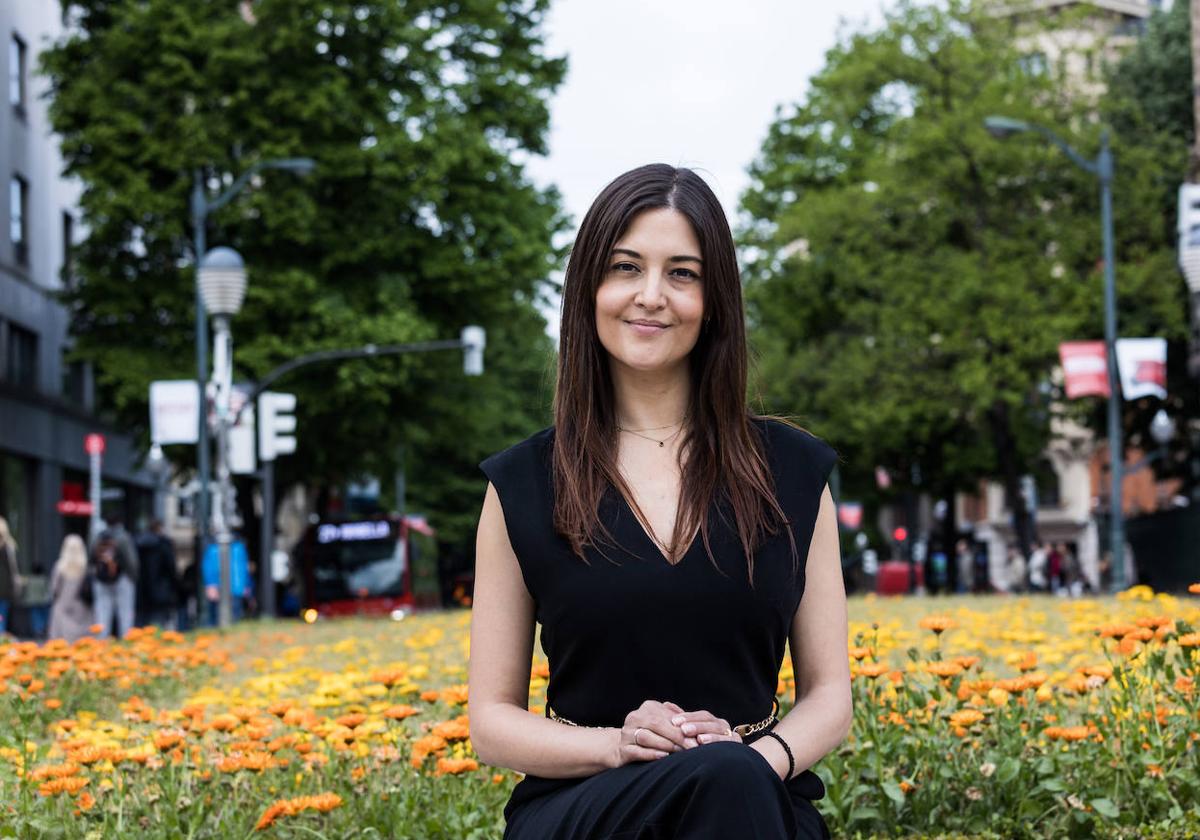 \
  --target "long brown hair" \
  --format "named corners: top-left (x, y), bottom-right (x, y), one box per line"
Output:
top-left (553, 163), bottom-right (793, 580)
